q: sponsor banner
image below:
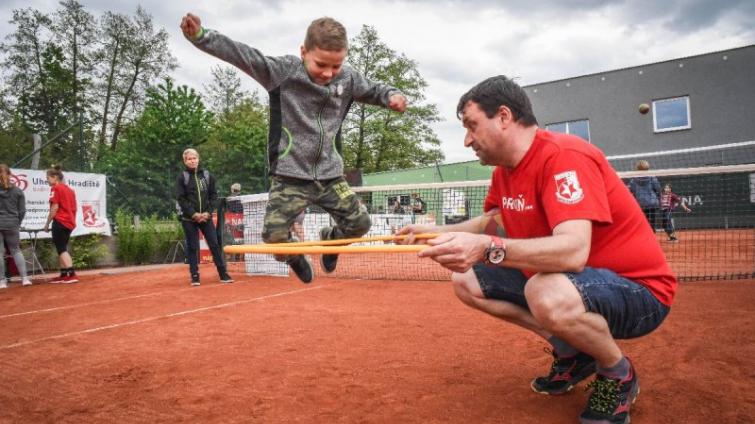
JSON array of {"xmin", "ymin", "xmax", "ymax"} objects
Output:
[{"xmin": 10, "ymin": 168, "xmax": 111, "ymax": 239}]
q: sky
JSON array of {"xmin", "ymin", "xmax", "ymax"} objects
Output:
[{"xmin": 1, "ymin": 0, "xmax": 754, "ymax": 163}]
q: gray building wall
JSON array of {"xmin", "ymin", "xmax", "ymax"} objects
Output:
[{"xmin": 525, "ymin": 45, "xmax": 755, "ymax": 156}]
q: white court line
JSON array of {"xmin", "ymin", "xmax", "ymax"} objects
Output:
[
  {"xmin": 0, "ymin": 281, "xmax": 252, "ymax": 320},
  {"xmin": 0, "ymin": 285, "xmax": 324, "ymax": 350}
]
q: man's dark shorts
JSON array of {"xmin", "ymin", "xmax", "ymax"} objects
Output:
[{"xmin": 472, "ymin": 265, "xmax": 670, "ymax": 339}]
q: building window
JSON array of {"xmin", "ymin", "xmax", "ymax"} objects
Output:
[
  {"xmin": 653, "ymin": 96, "xmax": 691, "ymax": 132},
  {"xmin": 545, "ymin": 119, "xmax": 590, "ymax": 142}
]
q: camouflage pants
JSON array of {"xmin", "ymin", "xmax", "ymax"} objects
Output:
[{"xmin": 262, "ymin": 176, "xmax": 371, "ymax": 261}]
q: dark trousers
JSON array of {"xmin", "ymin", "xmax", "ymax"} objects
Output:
[
  {"xmin": 181, "ymin": 219, "xmax": 226, "ymax": 276},
  {"xmin": 641, "ymin": 207, "xmax": 658, "ymax": 230},
  {"xmin": 661, "ymin": 209, "xmax": 675, "ymax": 236}
]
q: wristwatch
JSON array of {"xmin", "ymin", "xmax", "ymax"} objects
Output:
[{"xmin": 485, "ymin": 236, "xmax": 507, "ymax": 264}]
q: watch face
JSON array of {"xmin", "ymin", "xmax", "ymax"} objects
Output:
[{"xmin": 488, "ymin": 248, "xmax": 505, "ymax": 264}]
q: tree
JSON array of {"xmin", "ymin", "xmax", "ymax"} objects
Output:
[
  {"xmin": 100, "ymin": 6, "xmax": 177, "ymax": 152},
  {"xmin": 0, "ymin": 8, "xmax": 79, "ymax": 167},
  {"xmin": 203, "ymin": 65, "xmax": 254, "ymax": 115},
  {"xmin": 1, "ymin": 3, "xmax": 177, "ymax": 170},
  {"xmin": 203, "ymin": 99, "xmax": 269, "ymax": 196},
  {"xmin": 93, "ymin": 11, "xmax": 130, "ymax": 154},
  {"xmin": 342, "ymin": 26, "xmax": 444, "ymax": 174},
  {"xmin": 98, "ymin": 78, "xmax": 213, "ymax": 217},
  {"xmin": 51, "ymin": 0, "xmax": 96, "ymax": 116}
]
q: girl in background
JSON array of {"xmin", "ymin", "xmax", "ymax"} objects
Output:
[
  {"xmin": 43, "ymin": 165, "xmax": 78, "ymax": 283},
  {"xmin": 660, "ymin": 183, "xmax": 692, "ymax": 242},
  {"xmin": 0, "ymin": 164, "xmax": 31, "ymax": 288}
]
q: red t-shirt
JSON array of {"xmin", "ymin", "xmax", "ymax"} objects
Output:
[
  {"xmin": 50, "ymin": 183, "xmax": 77, "ymax": 230},
  {"xmin": 483, "ymin": 129, "xmax": 677, "ymax": 306}
]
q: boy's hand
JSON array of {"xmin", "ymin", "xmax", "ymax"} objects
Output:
[
  {"xmin": 388, "ymin": 94, "xmax": 407, "ymax": 112},
  {"xmin": 180, "ymin": 13, "xmax": 203, "ymax": 40}
]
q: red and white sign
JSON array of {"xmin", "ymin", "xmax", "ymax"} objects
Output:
[{"xmin": 10, "ymin": 168, "xmax": 111, "ymax": 239}]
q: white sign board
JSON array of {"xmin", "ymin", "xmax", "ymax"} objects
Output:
[{"xmin": 10, "ymin": 168, "xmax": 111, "ymax": 239}]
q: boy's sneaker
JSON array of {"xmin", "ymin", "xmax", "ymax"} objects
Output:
[
  {"xmin": 219, "ymin": 272, "xmax": 234, "ymax": 284},
  {"xmin": 319, "ymin": 227, "xmax": 338, "ymax": 273},
  {"xmin": 669, "ymin": 236, "xmax": 678, "ymax": 242},
  {"xmin": 191, "ymin": 274, "xmax": 200, "ymax": 287},
  {"xmin": 0, "ymin": 279, "xmax": 7, "ymax": 289},
  {"xmin": 531, "ymin": 350, "xmax": 597, "ymax": 395},
  {"xmin": 579, "ymin": 360, "xmax": 640, "ymax": 424},
  {"xmin": 61, "ymin": 274, "xmax": 79, "ymax": 284},
  {"xmin": 21, "ymin": 279, "xmax": 33, "ymax": 286},
  {"xmin": 287, "ymin": 254, "xmax": 314, "ymax": 284}
]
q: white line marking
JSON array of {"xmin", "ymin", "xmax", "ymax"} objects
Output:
[
  {"xmin": 0, "ymin": 281, "xmax": 252, "ymax": 320},
  {"xmin": 0, "ymin": 285, "xmax": 323, "ymax": 350}
]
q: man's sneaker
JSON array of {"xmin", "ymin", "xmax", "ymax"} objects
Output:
[
  {"xmin": 579, "ymin": 360, "xmax": 640, "ymax": 424},
  {"xmin": 531, "ymin": 350, "xmax": 597, "ymax": 395},
  {"xmin": 191, "ymin": 274, "xmax": 200, "ymax": 287},
  {"xmin": 61, "ymin": 274, "xmax": 79, "ymax": 284},
  {"xmin": 288, "ymin": 255, "xmax": 314, "ymax": 284},
  {"xmin": 219, "ymin": 272, "xmax": 234, "ymax": 284},
  {"xmin": 319, "ymin": 227, "xmax": 338, "ymax": 273},
  {"xmin": 21, "ymin": 279, "xmax": 33, "ymax": 286},
  {"xmin": 0, "ymin": 279, "xmax": 7, "ymax": 289}
]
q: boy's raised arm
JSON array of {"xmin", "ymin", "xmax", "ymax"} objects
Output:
[{"xmin": 179, "ymin": 13, "xmax": 295, "ymax": 90}]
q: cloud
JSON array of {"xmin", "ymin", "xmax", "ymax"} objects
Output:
[{"xmin": 1, "ymin": 0, "xmax": 753, "ymax": 163}]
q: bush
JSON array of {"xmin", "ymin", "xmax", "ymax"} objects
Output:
[
  {"xmin": 69, "ymin": 234, "xmax": 108, "ymax": 269},
  {"xmin": 115, "ymin": 210, "xmax": 184, "ymax": 265},
  {"xmin": 21, "ymin": 233, "xmax": 107, "ymax": 271}
]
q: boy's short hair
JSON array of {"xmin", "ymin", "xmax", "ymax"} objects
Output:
[{"xmin": 304, "ymin": 17, "xmax": 347, "ymax": 51}]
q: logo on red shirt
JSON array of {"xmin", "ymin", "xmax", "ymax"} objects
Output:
[{"xmin": 554, "ymin": 170, "xmax": 584, "ymax": 204}]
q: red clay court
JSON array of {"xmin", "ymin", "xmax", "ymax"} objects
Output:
[{"xmin": 0, "ymin": 263, "xmax": 753, "ymax": 423}]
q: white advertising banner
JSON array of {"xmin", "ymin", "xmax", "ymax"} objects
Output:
[{"xmin": 10, "ymin": 168, "xmax": 111, "ymax": 239}]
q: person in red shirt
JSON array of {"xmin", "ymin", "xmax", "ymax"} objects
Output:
[
  {"xmin": 43, "ymin": 165, "xmax": 78, "ymax": 283},
  {"xmin": 401, "ymin": 76, "xmax": 677, "ymax": 424}
]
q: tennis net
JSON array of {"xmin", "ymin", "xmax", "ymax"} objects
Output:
[{"xmin": 224, "ymin": 163, "xmax": 755, "ymax": 282}]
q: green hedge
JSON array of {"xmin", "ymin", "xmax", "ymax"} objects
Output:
[
  {"xmin": 25, "ymin": 233, "xmax": 108, "ymax": 271},
  {"xmin": 115, "ymin": 210, "xmax": 183, "ymax": 265}
]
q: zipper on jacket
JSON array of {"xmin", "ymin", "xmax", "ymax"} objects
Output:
[
  {"xmin": 312, "ymin": 95, "xmax": 329, "ymax": 182},
  {"xmin": 194, "ymin": 170, "xmax": 203, "ymax": 213}
]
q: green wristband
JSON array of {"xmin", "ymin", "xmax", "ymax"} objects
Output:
[{"xmin": 193, "ymin": 27, "xmax": 205, "ymax": 41}]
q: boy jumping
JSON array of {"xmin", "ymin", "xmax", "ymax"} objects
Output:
[{"xmin": 181, "ymin": 14, "xmax": 407, "ymax": 283}]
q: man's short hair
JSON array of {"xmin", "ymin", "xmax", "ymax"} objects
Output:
[
  {"xmin": 456, "ymin": 75, "xmax": 538, "ymax": 126},
  {"xmin": 304, "ymin": 17, "xmax": 348, "ymax": 51}
]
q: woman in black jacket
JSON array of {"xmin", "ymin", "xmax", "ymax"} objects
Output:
[
  {"xmin": 176, "ymin": 149, "xmax": 233, "ymax": 286},
  {"xmin": 0, "ymin": 164, "xmax": 31, "ymax": 288}
]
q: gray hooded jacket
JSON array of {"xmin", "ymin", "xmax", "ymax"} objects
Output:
[
  {"xmin": 629, "ymin": 176, "xmax": 661, "ymax": 208},
  {"xmin": 0, "ymin": 186, "xmax": 25, "ymax": 230},
  {"xmin": 192, "ymin": 29, "xmax": 401, "ymax": 181}
]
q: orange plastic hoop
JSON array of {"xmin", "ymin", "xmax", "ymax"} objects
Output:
[{"xmin": 223, "ymin": 233, "xmax": 438, "ymax": 255}]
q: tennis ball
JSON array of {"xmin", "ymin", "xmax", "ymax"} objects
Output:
[{"xmin": 639, "ymin": 103, "xmax": 650, "ymax": 114}]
